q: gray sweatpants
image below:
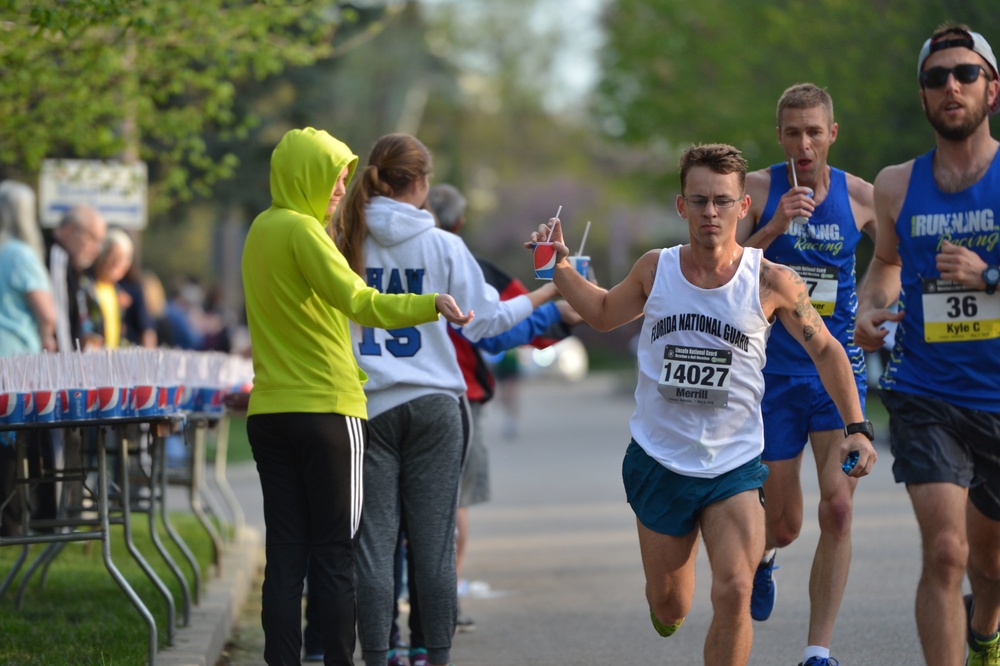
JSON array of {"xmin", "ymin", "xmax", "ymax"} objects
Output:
[{"xmin": 356, "ymin": 393, "xmax": 464, "ymax": 666}]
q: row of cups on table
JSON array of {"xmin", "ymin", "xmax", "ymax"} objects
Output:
[{"xmin": 0, "ymin": 384, "xmax": 234, "ymax": 425}]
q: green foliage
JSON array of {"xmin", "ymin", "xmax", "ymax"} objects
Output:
[
  {"xmin": 0, "ymin": 0, "xmax": 348, "ymax": 211},
  {"xmin": 595, "ymin": 0, "xmax": 1000, "ymax": 186}
]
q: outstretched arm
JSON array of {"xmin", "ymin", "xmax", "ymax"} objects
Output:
[
  {"xmin": 527, "ymin": 218, "xmax": 653, "ymax": 332},
  {"xmin": 763, "ymin": 260, "xmax": 877, "ymax": 478},
  {"xmin": 435, "ymin": 294, "xmax": 474, "ymax": 326}
]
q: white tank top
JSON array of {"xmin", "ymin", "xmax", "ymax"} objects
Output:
[{"xmin": 629, "ymin": 245, "xmax": 770, "ymax": 478}]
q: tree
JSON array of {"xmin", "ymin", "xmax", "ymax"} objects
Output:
[
  {"xmin": 594, "ymin": 0, "xmax": 1000, "ymax": 186},
  {"xmin": 0, "ymin": 0, "xmax": 380, "ymax": 210}
]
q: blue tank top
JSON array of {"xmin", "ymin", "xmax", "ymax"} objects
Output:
[
  {"xmin": 756, "ymin": 163, "xmax": 865, "ymax": 378},
  {"xmin": 882, "ymin": 148, "xmax": 1000, "ymax": 412}
]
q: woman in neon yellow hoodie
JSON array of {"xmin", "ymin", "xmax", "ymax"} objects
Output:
[{"xmin": 241, "ymin": 128, "xmax": 472, "ymax": 666}]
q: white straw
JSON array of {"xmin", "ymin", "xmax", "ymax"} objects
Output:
[
  {"xmin": 789, "ymin": 159, "xmax": 799, "ymax": 188},
  {"xmin": 577, "ymin": 220, "xmax": 591, "ymax": 256},
  {"xmin": 546, "ymin": 205, "xmax": 562, "ymax": 241}
]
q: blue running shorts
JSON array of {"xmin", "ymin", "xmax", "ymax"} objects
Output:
[
  {"xmin": 622, "ymin": 439, "xmax": 769, "ymax": 537},
  {"xmin": 761, "ymin": 372, "xmax": 867, "ymax": 462}
]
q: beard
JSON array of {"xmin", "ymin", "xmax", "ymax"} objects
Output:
[{"xmin": 925, "ymin": 88, "xmax": 991, "ymax": 141}]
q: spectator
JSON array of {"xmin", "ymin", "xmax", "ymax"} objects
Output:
[
  {"xmin": 0, "ymin": 181, "xmax": 56, "ymax": 355},
  {"xmin": 120, "ymin": 262, "xmax": 157, "ymax": 348},
  {"xmin": 47, "ymin": 204, "xmax": 106, "ymax": 351},
  {"xmin": 339, "ymin": 133, "xmax": 550, "ymax": 666},
  {"xmin": 0, "ymin": 181, "xmax": 57, "ymax": 536},
  {"xmin": 159, "ymin": 281, "xmax": 203, "ymax": 350},
  {"xmin": 0, "ymin": 179, "xmax": 46, "ymax": 262},
  {"xmin": 90, "ymin": 228, "xmax": 135, "ymax": 349},
  {"xmin": 241, "ymin": 127, "xmax": 471, "ymax": 666},
  {"xmin": 199, "ymin": 284, "xmax": 233, "ymax": 352}
]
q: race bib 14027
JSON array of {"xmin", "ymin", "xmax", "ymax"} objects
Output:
[{"xmin": 657, "ymin": 345, "xmax": 732, "ymax": 408}]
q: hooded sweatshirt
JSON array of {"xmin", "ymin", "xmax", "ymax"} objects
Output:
[
  {"xmin": 353, "ymin": 196, "xmax": 532, "ymax": 418},
  {"xmin": 242, "ymin": 128, "xmax": 440, "ymax": 419}
]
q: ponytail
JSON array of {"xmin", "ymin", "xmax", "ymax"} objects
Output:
[{"xmin": 336, "ymin": 133, "xmax": 433, "ymax": 277}]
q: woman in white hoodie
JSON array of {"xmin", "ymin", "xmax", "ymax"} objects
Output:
[{"xmin": 337, "ymin": 133, "xmax": 550, "ymax": 666}]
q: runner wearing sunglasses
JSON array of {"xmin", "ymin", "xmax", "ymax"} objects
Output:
[{"xmin": 856, "ymin": 22, "xmax": 1000, "ymax": 666}]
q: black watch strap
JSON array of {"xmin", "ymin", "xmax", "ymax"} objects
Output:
[
  {"xmin": 983, "ymin": 265, "xmax": 1000, "ymax": 295},
  {"xmin": 844, "ymin": 420, "xmax": 874, "ymax": 441}
]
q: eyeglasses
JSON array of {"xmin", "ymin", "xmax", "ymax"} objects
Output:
[
  {"xmin": 919, "ymin": 64, "xmax": 991, "ymax": 89},
  {"xmin": 682, "ymin": 196, "xmax": 738, "ymax": 209}
]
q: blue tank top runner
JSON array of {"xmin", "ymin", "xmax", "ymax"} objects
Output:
[
  {"xmin": 883, "ymin": 148, "xmax": 1000, "ymax": 412},
  {"xmin": 756, "ymin": 163, "xmax": 865, "ymax": 379}
]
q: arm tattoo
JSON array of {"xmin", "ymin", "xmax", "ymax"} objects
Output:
[
  {"xmin": 758, "ymin": 263, "xmax": 773, "ymax": 302},
  {"xmin": 760, "ymin": 263, "xmax": 822, "ymax": 341},
  {"xmin": 790, "ymin": 272, "xmax": 823, "ymax": 341}
]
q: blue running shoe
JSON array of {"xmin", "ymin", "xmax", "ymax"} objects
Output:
[
  {"xmin": 799, "ymin": 658, "xmax": 839, "ymax": 666},
  {"xmin": 750, "ymin": 553, "xmax": 778, "ymax": 621}
]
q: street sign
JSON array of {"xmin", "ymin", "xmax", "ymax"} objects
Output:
[{"xmin": 38, "ymin": 159, "xmax": 148, "ymax": 229}]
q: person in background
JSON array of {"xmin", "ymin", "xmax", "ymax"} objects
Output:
[
  {"xmin": 47, "ymin": 204, "xmax": 106, "ymax": 351},
  {"xmin": 90, "ymin": 228, "xmax": 135, "ymax": 349},
  {"xmin": 0, "ymin": 181, "xmax": 57, "ymax": 537},
  {"xmin": 856, "ymin": 22, "xmax": 1000, "ymax": 666},
  {"xmin": 0, "ymin": 181, "xmax": 56, "ymax": 355},
  {"xmin": 42, "ymin": 204, "xmax": 106, "ymax": 526},
  {"xmin": 119, "ymin": 262, "xmax": 157, "ymax": 348},
  {"xmin": 736, "ymin": 83, "xmax": 877, "ymax": 666},
  {"xmin": 159, "ymin": 281, "xmax": 204, "ymax": 350},
  {"xmin": 0, "ymin": 179, "xmax": 46, "ymax": 263},
  {"xmin": 242, "ymin": 127, "xmax": 472, "ymax": 666},
  {"xmin": 338, "ymin": 133, "xmax": 552, "ymax": 666},
  {"xmin": 427, "ymin": 182, "xmax": 579, "ymax": 633},
  {"xmin": 200, "ymin": 284, "xmax": 234, "ymax": 352}
]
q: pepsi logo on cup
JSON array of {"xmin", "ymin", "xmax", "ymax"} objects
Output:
[
  {"xmin": 98, "ymin": 386, "xmax": 125, "ymax": 417},
  {"xmin": 132, "ymin": 385, "xmax": 166, "ymax": 416},
  {"xmin": 34, "ymin": 390, "xmax": 60, "ymax": 422},
  {"xmin": 0, "ymin": 392, "xmax": 32, "ymax": 425},
  {"xmin": 61, "ymin": 388, "xmax": 97, "ymax": 421},
  {"xmin": 533, "ymin": 242, "xmax": 557, "ymax": 280}
]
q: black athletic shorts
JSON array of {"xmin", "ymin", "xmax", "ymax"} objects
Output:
[{"xmin": 882, "ymin": 390, "xmax": 1000, "ymax": 520}]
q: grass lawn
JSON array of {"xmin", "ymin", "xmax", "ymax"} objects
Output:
[{"xmin": 0, "ymin": 507, "xmax": 215, "ymax": 664}]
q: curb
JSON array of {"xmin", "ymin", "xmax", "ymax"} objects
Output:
[{"xmin": 155, "ymin": 527, "xmax": 263, "ymax": 666}]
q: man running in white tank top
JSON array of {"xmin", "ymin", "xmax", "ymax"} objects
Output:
[{"xmin": 528, "ymin": 143, "xmax": 877, "ymax": 666}]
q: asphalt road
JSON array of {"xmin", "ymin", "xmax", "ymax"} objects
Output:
[{"xmin": 222, "ymin": 371, "xmax": 927, "ymax": 665}]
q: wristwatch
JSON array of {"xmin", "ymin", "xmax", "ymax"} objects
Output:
[
  {"xmin": 844, "ymin": 420, "xmax": 874, "ymax": 441},
  {"xmin": 983, "ymin": 265, "xmax": 1000, "ymax": 295}
]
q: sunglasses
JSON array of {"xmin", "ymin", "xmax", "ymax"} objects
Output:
[{"xmin": 919, "ymin": 64, "xmax": 990, "ymax": 89}]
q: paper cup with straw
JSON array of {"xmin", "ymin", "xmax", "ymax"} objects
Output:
[
  {"xmin": 569, "ymin": 220, "xmax": 592, "ymax": 278},
  {"xmin": 533, "ymin": 205, "xmax": 562, "ymax": 280}
]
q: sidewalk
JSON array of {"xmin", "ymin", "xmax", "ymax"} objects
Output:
[{"xmin": 154, "ymin": 503, "xmax": 263, "ymax": 665}]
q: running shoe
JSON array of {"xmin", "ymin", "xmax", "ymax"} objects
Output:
[
  {"xmin": 456, "ymin": 601, "xmax": 476, "ymax": 633},
  {"xmin": 750, "ymin": 553, "xmax": 779, "ymax": 621},
  {"xmin": 387, "ymin": 649, "xmax": 407, "ymax": 666},
  {"xmin": 798, "ymin": 658, "xmax": 839, "ymax": 666},
  {"xmin": 966, "ymin": 593, "xmax": 1000, "ymax": 666},
  {"xmin": 409, "ymin": 647, "xmax": 430, "ymax": 666}
]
